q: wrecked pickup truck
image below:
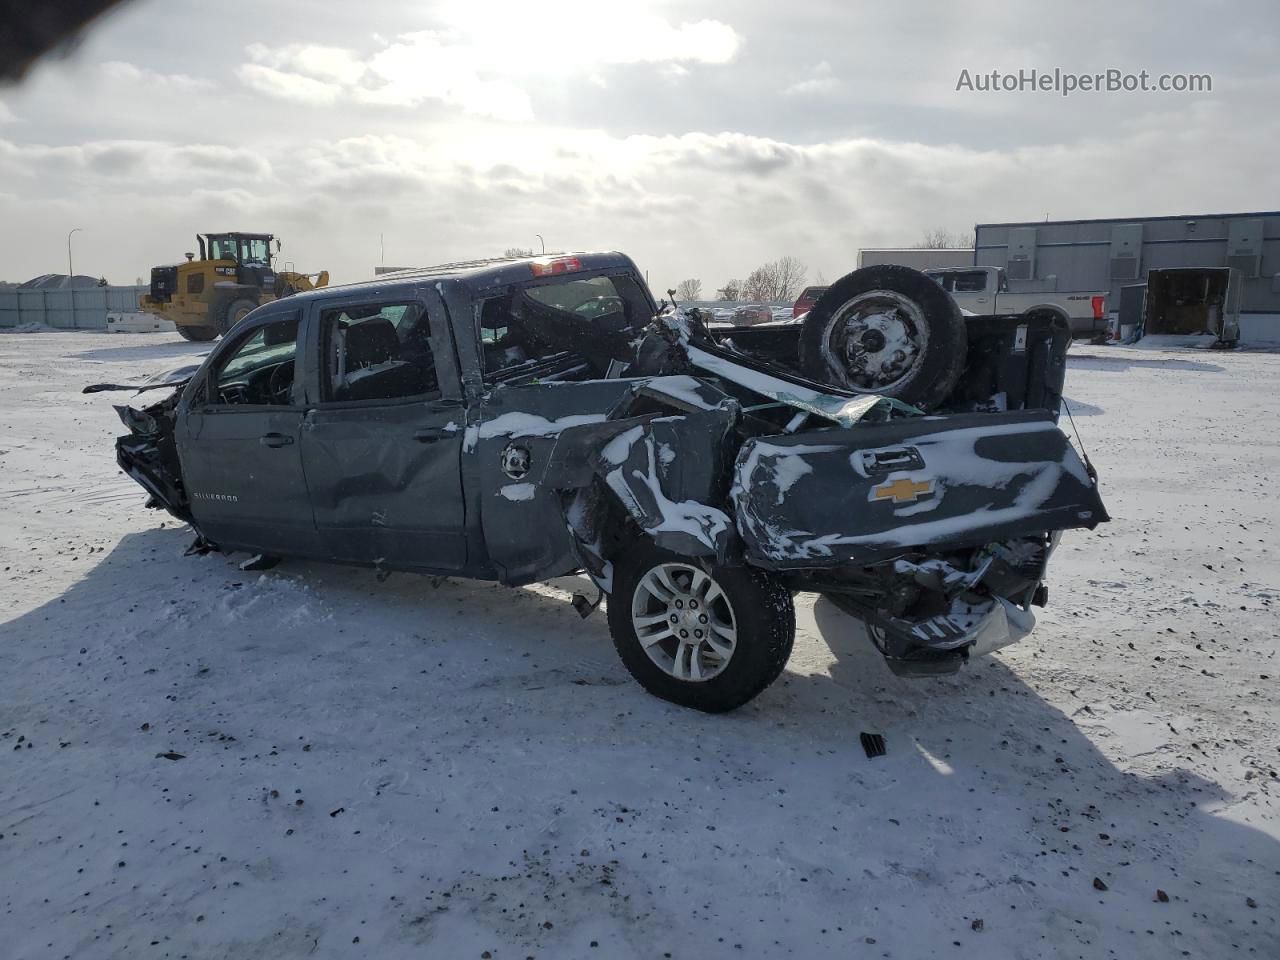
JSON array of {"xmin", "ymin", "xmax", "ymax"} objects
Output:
[{"xmin": 93, "ymin": 252, "xmax": 1107, "ymax": 712}]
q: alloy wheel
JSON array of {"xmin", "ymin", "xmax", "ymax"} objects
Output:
[{"xmin": 630, "ymin": 562, "xmax": 738, "ymax": 682}]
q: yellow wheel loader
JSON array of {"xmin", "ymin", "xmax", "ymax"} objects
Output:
[{"xmin": 139, "ymin": 232, "xmax": 329, "ymax": 341}]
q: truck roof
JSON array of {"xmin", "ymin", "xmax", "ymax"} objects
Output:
[{"xmin": 287, "ymin": 251, "xmax": 642, "ymax": 305}]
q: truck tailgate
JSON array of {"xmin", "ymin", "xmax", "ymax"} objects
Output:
[{"xmin": 731, "ymin": 410, "xmax": 1106, "ymax": 568}]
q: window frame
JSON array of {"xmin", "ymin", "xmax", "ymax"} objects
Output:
[
  {"xmin": 209, "ymin": 237, "xmax": 239, "ymax": 262},
  {"xmin": 199, "ymin": 311, "xmax": 303, "ymax": 411},
  {"xmin": 315, "ymin": 298, "xmax": 445, "ymax": 408},
  {"xmin": 951, "ymin": 270, "xmax": 990, "ymax": 293},
  {"xmin": 240, "ymin": 237, "xmax": 270, "ymax": 265}
]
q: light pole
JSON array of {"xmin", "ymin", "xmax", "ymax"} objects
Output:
[
  {"xmin": 535, "ymin": 234, "xmax": 545, "ymax": 255},
  {"xmin": 67, "ymin": 227, "xmax": 83, "ymax": 280}
]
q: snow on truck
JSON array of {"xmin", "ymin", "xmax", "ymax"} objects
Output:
[
  {"xmin": 926, "ymin": 265, "xmax": 1108, "ymax": 337},
  {"xmin": 89, "ymin": 253, "xmax": 1108, "ymax": 713}
]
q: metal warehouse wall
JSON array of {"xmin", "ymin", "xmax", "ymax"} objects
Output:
[
  {"xmin": 857, "ymin": 248, "xmax": 975, "ymax": 270},
  {"xmin": 0, "ymin": 285, "xmax": 146, "ymax": 330},
  {"xmin": 974, "ymin": 212, "xmax": 1280, "ymax": 313}
]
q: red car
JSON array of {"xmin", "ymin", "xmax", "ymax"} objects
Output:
[
  {"xmin": 730, "ymin": 304, "xmax": 773, "ymax": 326},
  {"xmin": 792, "ymin": 285, "xmax": 829, "ymax": 318}
]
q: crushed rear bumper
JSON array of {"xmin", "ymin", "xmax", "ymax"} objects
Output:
[{"xmin": 827, "ymin": 589, "xmax": 1039, "ymax": 677}]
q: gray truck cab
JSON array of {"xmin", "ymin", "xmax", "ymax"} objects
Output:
[{"xmin": 162, "ymin": 252, "xmax": 656, "ymax": 582}]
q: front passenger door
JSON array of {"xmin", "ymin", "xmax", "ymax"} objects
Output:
[{"xmin": 179, "ymin": 312, "xmax": 322, "ymax": 556}]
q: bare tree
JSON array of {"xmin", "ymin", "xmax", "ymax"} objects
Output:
[
  {"xmin": 716, "ymin": 279, "xmax": 742, "ymax": 301},
  {"xmin": 913, "ymin": 228, "xmax": 970, "ymax": 249},
  {"xmin": 503, "ymin": 246, "xmax": 534, "ymax": 258},
  {"xmin": 774, "ymin": 256, "xmax": 808, "ymax": 300},
  {"xmin": 674, "ymin": 278, "xmax": 703, "ymax": 301},
  {"xmin": 740, "ymin": 265, "xmax": 775, "ymax": 302},
  {"xmin": 741, "ymin": 256, "xmax": 808, "ymax": 302}
]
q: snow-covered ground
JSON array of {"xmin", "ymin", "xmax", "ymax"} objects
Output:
[{"xmin": 1, "ymin": 331, "xmax": 1276, "ymax": 960}]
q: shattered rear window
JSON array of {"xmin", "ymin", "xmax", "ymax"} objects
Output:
[
  {"xmin": 524, "ymin": 276, "xmax": 626, "ymax": 318},
  {"xmin": 478, "ymin": 273, "xmax": 647, "ymax": 382}
]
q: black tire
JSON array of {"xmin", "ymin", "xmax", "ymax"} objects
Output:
[
  {"xmin": 799, "ymin": 264, "xmax": 966, "ymax": 410},
  {"xmin": 607, "ymin": 541, "xmax": 795, "ymax": 713},
  {"xmin": 217, "ymin": 297, "xmax": 260, "ymax": 335},
  {"xmin": 176, "ymin": 324, "xmax": 219, "ymax": 342}
]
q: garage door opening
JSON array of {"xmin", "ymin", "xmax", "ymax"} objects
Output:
[{"xmin": 1144, "ymin": 267, "xmax": 1240, "ymax": 345}]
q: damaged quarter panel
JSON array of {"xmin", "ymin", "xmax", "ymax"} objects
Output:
[
  {"xmin": 475, "ymin": 376, "xmax": 744, "ymax": 584},
  {"xmin": 593, "ymin": 410, "xmax": 738, "ymax": 561},
  {"xmin": 475, "ymin": 379, "xmax": 636, "ymax": 584},
  {"xmin": 733, "ymin": 410, "xmax": 1108, "ymax": 568}
]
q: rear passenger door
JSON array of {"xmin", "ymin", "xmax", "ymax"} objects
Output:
[{"xmin": 298, "ymin": 293, "xmax": 467, "ymax": 571}]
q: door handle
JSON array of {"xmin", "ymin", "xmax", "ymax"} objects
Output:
[
  {"xmin": 859, "ymin": 446, "xmax": 924, "ymax": 476},
  {"xmin": 260, "ymin": 433, "xmax": 294, "ymax": 448},
  {"xmin": 414, "ymin": 428, "xmax": 447, "ymax": 444}
]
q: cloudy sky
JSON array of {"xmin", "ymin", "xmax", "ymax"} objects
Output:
[{"xmin": 1, "ymin": 0, "xmax": 1276, "ymax": 291}]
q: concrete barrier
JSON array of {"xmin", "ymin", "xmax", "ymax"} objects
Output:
[{"xmin": 0, "ymin": 285, "xmax": 147, "ymax": 330}]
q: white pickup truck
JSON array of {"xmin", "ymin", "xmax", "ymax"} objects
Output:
[{"xmin": 925, "ymin": 266, "xmax": 1107, "ymax": 337}]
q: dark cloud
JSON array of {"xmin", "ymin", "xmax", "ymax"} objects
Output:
[{"xmin": 85, "ymin": 143, "xmax": 147, "ymax": 175}]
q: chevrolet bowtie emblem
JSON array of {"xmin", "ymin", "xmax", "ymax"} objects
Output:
[{"xmin": 871, "ymin": 477, "xmax": 934, "ymax": 504}]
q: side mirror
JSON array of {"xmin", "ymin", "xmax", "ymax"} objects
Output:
[{"xmin": 275, "ymin": 239, "xmax": 282, "ymax": 253}]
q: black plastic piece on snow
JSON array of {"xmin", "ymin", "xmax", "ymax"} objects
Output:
[{"xmin": 572, "ymin": 588, "xmax": 604, "ymax": 619}]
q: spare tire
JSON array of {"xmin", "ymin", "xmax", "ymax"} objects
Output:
[{"xmin": 799, "ymin": 265, "xmax": 966, "ymax": 410}]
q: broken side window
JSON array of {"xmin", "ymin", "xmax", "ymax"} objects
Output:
[
  {"xmin": 211, "ymin": 315, "xmax": 299, "ymax": 406},
  {"xmin": 321, "ymin": 301, "xmax": 440, "ymax": 403}
]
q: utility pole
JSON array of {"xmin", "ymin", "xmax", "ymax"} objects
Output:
[
  {"xmin": 67, "ymin": 227, "xmax": 83, "ymax": 280},
  {"xmin": 535, "ymin": 234, "xmax": 545, "ymax": 255}
]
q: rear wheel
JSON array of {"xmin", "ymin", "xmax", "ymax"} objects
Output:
[
  {"xmin": 800, "ymin": 265, "xmax": 966, "ymax": 410},
  {"xmin": 217, "ymin": 297, "xmax": 259, "ymax": 335},
  {"xmin": 176, "ymin": 324, "xmax": 218, "ymax": 342},
  {"xmin": 607, "ymin": 542, "xmax": 795, "ymax": 713}
]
